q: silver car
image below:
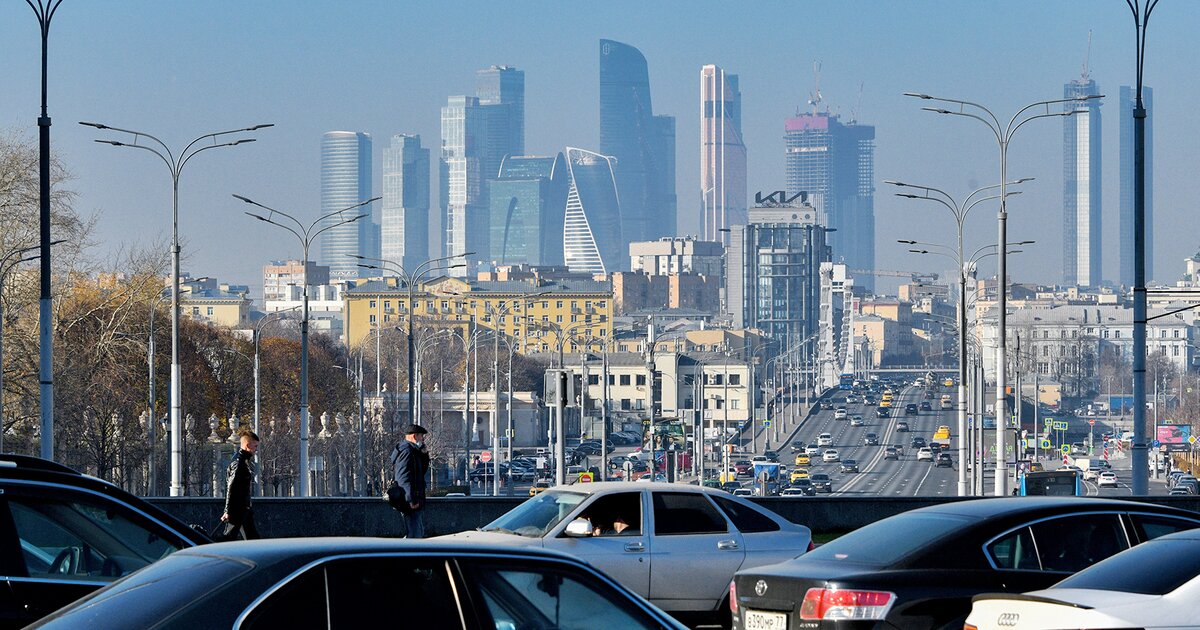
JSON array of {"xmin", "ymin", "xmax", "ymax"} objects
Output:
[{"xmin": 441, "ymin": 482, "xmax": 812, "ymax": 624}]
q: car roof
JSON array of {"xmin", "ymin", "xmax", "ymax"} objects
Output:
[
  {"xmin": 175, "ymin": 537, "xmax": 595, "ymax": 566},
  {"xmin": 912, "ymin": 496, "xmax": 1199, "ymax": 520},
  {"xmin": 546, "ymin": 481, "xmax": 722, "ymax": 495}
]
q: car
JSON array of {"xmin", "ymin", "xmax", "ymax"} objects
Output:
[
  {"xmin": 1097, "ymin": 471, "xmax": 1118, "ymax": 487},
  {"xmin": 721, "ymin": 481, "xmax": 741, "ymax": 493},
  {"xmin": 808, "ymin": 473, "xmax": 832, "ymax": 493},
  {"xmin": 844, "ymin": 395, "xmax": 857, "ymax": 404},
  {"xmin": 863, "ymin": 432, "xmax": 880, "ymax": 446},
  {"xmin": 821, "ymin": 449, "xmax": 839, "ymax": 463},
  {"xmin": 529, "ymin": 480, "xmax": 553, "ymax": 495},
  {"xmin": 917, "ymin": 447, "xmax": 935, "ymax": 461},
  {"xmin": 840, "ymin": 459, "xmax": 859, "ymax": 473},
  {"xmin": 966, "ymin": 529, "xmax": 1200, "ymax": 629},
  {"xmin": 883, "ymin": 446, "xmax": 899, "ymax": 460},
  {"xmin": 732, "ymin": 488, "xmax": 754, "ymax": 497},
  {"xmin": 863, "ymin": 396, "xmax": 876, "ymax": 405},
  {"xmin": 790, "ymin": 468, "xmax": 810, "ymax": 482},
  {"xmin": 443, "ymin": 482, "xmax": 812, "ymax": 624},
  {"xmin": 833, "ymin": 408, "xmax": 848, "ymax": 420},
  {"xmin": 36, "ymin": 538, "xmax": 690, "ymax": 630},
  {"xmin": 904, "ymin": 403, "xmax": 919, "ymax": 415},
  {"xmin": 876, "ymin": 406, "xmax": 891, "ymax": 418},
  {"xmin": 779, "ymin": 486, "xmax": 811, "ymax": 497},
  {"xmin": 895, "ymin": 420, "xmax": 909, "ymax": 432},
  {"xmin": 920, "ymin": 401, "xmax": 933, "ymax": 411},
  {"xmin": 1169, "ymin": 487, "xmax": 1192, "ymax": 496},
  {"xmin": 850, "ymin": 415, "xmax": 865, "ymax": 427},
  {"xmin": 731, "ymin": 498, "xmax": 1200, "ymax": 630},
  {"xmin": 0, "ymin": 455, "xmax": 213, "ymax": 627},
  {"xmin": 1174, "ymin": 476, "xmax": 1199, "ymax": 494},
  {"xmin": 892, "ymin": 444, "xmax": 905, "ymax": 457},
  {"xmin": 804, "ymin": 444, "xmax": 820, "ymax": 456},
  {"xmin": 910, "ymin": 436, "xmax": 927, "ymax": 449},
  {"xmin": 935, "ymin": 453, "xmax": 953, "ymax": 468},
  {"xmin": 793, "ymin": 453, "xmax": 811, "ymax": 466},
  {"xmin": 816, "ymin": 433, "xmax": 833, "ymax": 447}
]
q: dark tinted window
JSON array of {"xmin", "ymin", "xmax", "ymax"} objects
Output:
[
  {"xmin": 241, "ymin": 563, "xmax": 327, "ymax": 629},
  {"xmin": 805, "ymin": 513, "xmax": 971, "ymax": 566},
  {"xmin": 1128, "ymin": 514, "xmax": 1200, "ymax": 543},
  {"xmin": 987, "ymin": 526, "xmax": 1039, "ymax": 570},
  {"xmin": 711, "ymin": 496, "xmax": 780, "ymax": 533},
  {"xmin": 325, "ymin": 557, "xmax": 461, "ymax": 627},
  {"xmin": 1055, "ymin": 538, "xmax": 1200, "ymax": 595},
  {"xmin": 652, "ymin": 493, "xmax": 727, "ymax": 535},
  {"xmin": 1030, "ymin": 514, "xmax": 1128, "ymax": 573}
]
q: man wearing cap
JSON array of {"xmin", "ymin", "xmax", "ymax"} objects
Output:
[{"xmin": 392, "ymin": 424, "xmax": 431, "ymax": 538}]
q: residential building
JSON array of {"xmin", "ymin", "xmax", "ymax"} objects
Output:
[
  {"xmin": 600, "ymin": 39, "xmax": 677, "ymax": 249},
  {"xmin": 1119, "ymin": 85, "xmax": 1153, "ymax": 286},
  {"xmin": 182, "ymin": 288, "xmax": 252, "ymax": 329},
  {"xmin": 784, "ymin": 111, "xmax": 875, "ymax": 291},
  {"xmin": 263, "ymin": 260, "xmax": 330, "ymax": 302},
  {"xmin": 611, "ymin": 272, "xmax": 720, "ymax": 315},
  {"xmin": 563, "ymin": 147, "xmax": 622, "ymax": 274},
  {"xmin": 381, "ymin": 134, "xmax": 430, "ymax": 273},
  {"xmin": 488, "ymin": 154, "xmax": 568, "ymax": 267},
  {"xmin": 263, "ymin": 283, "xmax": 345, "ymax": 340},
  {"xmin": 700, "ymin": 64, "xmax": 747, "ymax": 243},
  {"xmin": 320, "ymin": 131, "xmax": 374, "ymax": 279},
  {"xmin": 853, "ymin": 314, "xmax": 913, "ymax": 368},
  {"xmin": 1063, "ymin": 73, "xmax": 1103, "ymax": 287},
  {"xmin": 629, "ymin": 236, "xmax": 724, "ymax": 281}
]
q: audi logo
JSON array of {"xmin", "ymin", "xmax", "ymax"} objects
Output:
[
  {"xmin": 754, "ymin": 580, "xmax": 768, "ymax": 596},
  {"xmin": 996, "ymin": 612, "xmax": 1020, "ymax": 627}
]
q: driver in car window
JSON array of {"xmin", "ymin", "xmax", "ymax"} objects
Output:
[{"xmin": 594, "ymin": 514, "xmax": 638, "ymax": 537}]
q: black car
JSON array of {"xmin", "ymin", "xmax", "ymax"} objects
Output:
[
  {"xmin": 809, "ymin": 473, "xmax": 833, "ymax": 493},
  {"xmin": 840, "ymin": 459, "xmax": 859, "ymax": 473},
  {"xmin": 875, "ymin": 406, "xmax": 891, "ymax": 418},
  {"xmin": 730, "ymin": 498, "xmax": 1200, "ymax": 630},
  {"xmin": 920, "ymin": 401, "xmax": 933, "ymax": 411},
  {"xmin": 34, "ymin": 539, "xmax": 688, "ymax": 630},
  {"xmin": 935, "ymin": 453, "xmax": 953, "ymax": 468},
  {"xmin": 790, "ymin": 441, "xmax": 807, "ymax": 453},
  {"xmin": 910, "ymin": 436, "xmax": 927, "ymax": 449},
  {"xmin": 783, "ymin": 479, "xmax": 816, "ymax": 496},
  {"xmin": 904, "ymin": 403, "xmax": 919, "ymax": 416},
  {"xmin": 0, "ymin": 455, "xmax": 211, "ymax": 628},
  {"xmin": 895, "ymin": 421, "xmax": 909, "ymax": 432},
  {"xmin": 863, "ymin": 432, "xmax": 880, "ymax": 446}
]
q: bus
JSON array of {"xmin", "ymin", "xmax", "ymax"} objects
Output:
[
  {"xmin": 839, "ymin": 373, "xmax": 854, "ymax": 390},
  {"xmin": 1020, "ymin": 469, "xmax": 1081, "ymax": 496}
]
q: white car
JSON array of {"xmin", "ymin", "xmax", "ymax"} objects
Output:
[
  {"xmin": 732, "ymin": 488, "xmax": 754, "ymax": 497},
  {"xmin": 804, "ymin": 444, "xmax": 820, "ymax": 456},
  {"xmin": 816, "ymin": 433, "xmax": 833, "ymax": 447},
  {"xmin": 850, "ymin": 415, "xmax": 865, "ymax": 427},
  {"xmin": 1097, "ymin": 471, "xmax": 1118, "ymax": 487},
  {"xmin": 833, "ymin": 408, "xmax": 848, "ymax": 420},
  {"xmin": 966, "ymin": 529, "xmax": 1200, "ymax": 629},
  {"xmin": 821, "ymin": 449, "xmax": 839, "ymax": 463},
  {"xmin": 916, "ymin": 447, "xmax": 934, "ymax": 462}
]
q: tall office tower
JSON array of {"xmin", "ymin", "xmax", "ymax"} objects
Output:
[
  {"xmin": 1120, "ymin": 85, "xmax": 1153, "ymax": 286},
  {"xmin": 477, "ymin": 65, "xmax": 525, "ymax": 156},
  {"xmin": 1063, "ymin": 74, "xmax": 1103, "ymax": 287},
  {"xmin": 320, "ymin": 131, "xmax": 373, "ymax": 279},
  {"xmin": 784, "ymin": 112, "xmax": 875, "ymax": 291},
  {"xmin": 441, "ymin": 96, "xmax": 489, "ymax": 273},
  {"xmin": 563, "ymin": 147, "xmax": 622, "ymax": 274},
  {"xmin": 489, "ymin": 153, "xmax": 568, "ymax": 266},
  {"xmin": 726, "ymin": 203, "xmax": 830, "ymax": 344},
  {"xmin": 382, "ymin": 134, "xmax": 430, "ymax": 273},
  {"xmin": 700, "ymin": 64, "xmax": 747, "ymax": 243},
  {"xmin": 599, "ymin": 39, "xmax": 677, "ymax": 257}
]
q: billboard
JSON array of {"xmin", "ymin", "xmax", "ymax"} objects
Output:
[{"xmin": 1156, "ymin": 424, "xmax": 1192, "ymax": 444}]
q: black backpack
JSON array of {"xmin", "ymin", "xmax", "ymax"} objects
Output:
[{"xmin": 384, "ymin": 444, "xmax": 411, "ymax": 513}]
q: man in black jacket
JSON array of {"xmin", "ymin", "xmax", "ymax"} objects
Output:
[
  {"xmin": 218, "ymin": 430, "xmax": 260, "ymax": 541},
  {"xmin": 393, "ymin": 424, "xmax": 430, "ymax": 538}
]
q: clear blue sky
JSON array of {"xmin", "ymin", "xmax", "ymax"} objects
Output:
[{"xmin": 2, "ymin": 1, "xmax": 1196, "ymax": 296}]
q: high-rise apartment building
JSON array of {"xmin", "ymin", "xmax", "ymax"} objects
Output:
[
  {"xmin": 563, "ymin": 147, "xmax": 622, "ymax": 274},
  {"xmin": 783, "ymin": 112, "xmax": 875, "ymax": 291},
  {"xmin": 381, "ymin": 134, "xmax": 430, "ymax": 273},
  {"xmin": 1064, "ymin": 75, "xmax": 1103, "ymax": 287},
  {"xmin": 489, "ymin": 154, "xmax": 568, "ymax": 267},
  {"xmin": 700, "ymin": 64, "xmax": 747, "ymax": 243},
  {"xmin": 320, "ymin": 131, "xmax": 374, "ymax": 279},
  {"xmin": 629, "ymin": 236, "xmax": 724, "ymax": 281},
  {"xmin": 1120, "ymin": 85, "xmax": 1153, "ymax": 286},
  {"xmin": 600, "ymin": 39, "xmax": 677, "ymax": 254},
  {"xmin": 263, "ymin": 260, "xmax": 331, "ymax": 302}
]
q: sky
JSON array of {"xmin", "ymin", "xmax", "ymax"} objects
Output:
[{"xmin": 1, "ymin": 1, "xmax": 1196, "ymax": 299}]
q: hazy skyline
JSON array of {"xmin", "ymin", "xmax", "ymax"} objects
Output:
[{"xmin": 2, "ymin": 1, "xmax": 1197, "ymax": 297}]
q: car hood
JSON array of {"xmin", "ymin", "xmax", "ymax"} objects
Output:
[{"xmin": 436, "ymin": 530, "xmax": 546, "ymax": 547}]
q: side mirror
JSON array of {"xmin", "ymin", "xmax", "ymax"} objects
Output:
[{"xmin": 563, "ymin": 517, "xmax": 593, "ymax": 537}]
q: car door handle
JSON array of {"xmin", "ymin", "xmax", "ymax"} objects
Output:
[
  {"xmin": 717, "ymin": 540, "xmax": 740, "ymax": 551},
  {"xmin": 624, "ymin": 541, "xmax": 645, "ymax": 552}
]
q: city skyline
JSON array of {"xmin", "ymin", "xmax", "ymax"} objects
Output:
[{"xmin": 3, "ymin": 2, "xmax": 1198, "ymax": 295}]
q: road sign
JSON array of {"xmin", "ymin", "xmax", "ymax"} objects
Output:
[
  {"xmin": 1190, "ymin": 435, "xmax": 1197, "ymax": 445},
  {"xmin": 1044, "ymin": 418, "xmax": 1053, "ymax": 426},
  {"xmin": 763, "ymin": 420, "xmax": 772, "ymax": 428},
  {"xmin": 1052, "ymin": 421, "xmax": 1068, "ymax": 431},
  {"xmin": 1060, "ymin": 444, "xmax": 1070, "ymax": 454},
  {"xmin": 579, "ymin": 472, "xmax": 594, "ymax": 483},
  {"xmin": 1152, "ymin": 440, "xmax": 1162, "ymax": 448},
  {"xmin": 1040, "ymin": 439, "xmax": 1051, "ymax": 449},
  {"xmin": 1088, "ymin": 419, "xmax": 1095, "ymax": 426},
  {"xmin": 480, "ymin": 450, "xmax": 492, "ymax": 463}
]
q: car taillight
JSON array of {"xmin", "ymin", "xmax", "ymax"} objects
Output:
[
  {"xmin": 807, "ymin": 539, "xmax": 816, "ymax": 552},
  {"xmin": 963, "ymin": 625, "xmax": 978, "ymax": 630},
  {"xmin": 798, "ymin": 587, "xmax": 895, "ymax": 621},
  {"xmin": 729, "ymin": 580, "xmax": 738, "ymax": 613}
]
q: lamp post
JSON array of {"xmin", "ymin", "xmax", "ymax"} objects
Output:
[
  {"xmin": 905, "ymin": 91, "xmax": 1100, "ymax": 495},
  {"xmin": 234, "ymin": 194, "xmax": 376, "ymax": 497},
  {"xmin": 0, "ymin": 244, "xmax": 50, "ymax": 453},
  {"xmin": 84, "ymin": 123, "xmax": 271, "ymax": 495}
]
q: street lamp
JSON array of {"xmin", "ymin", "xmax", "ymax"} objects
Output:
[
  {"xmin": 234, "ymin": 193, "xmax": 376, "ymax": 497},
  {"xmin": 84, "ymin": 122, "xmax": 271, "ymax": 495},
  {"xmin": 905, "ymin": 91, "xmax": 1100, "ymax": 495},
  {"xmin": 0, "ymin": 242, "xmax": 56, "ymax": 453}
]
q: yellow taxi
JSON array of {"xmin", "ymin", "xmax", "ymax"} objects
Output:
[
  {"xmin": 790, "ymin": 468, "xmax": 810, "ymax": 483},
  {"xmin": 794, "ymin": 453, "xmax": 811, "ymax": 466},
  {"xmin": 943, "ymin": 377, "xmax": 955, "ymax": 387},
  {"xmin": 528, "ymin": 480, "xmax": 552, "ymax": 496}
]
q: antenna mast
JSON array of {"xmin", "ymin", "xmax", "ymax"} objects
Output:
[
  {"xmin": 1081, "ymin": 29, "xmax": 1092, "ymax": 81},
  {"xmin": 807, "ymin": 61, "xmax": 823, "ymax": 115}
]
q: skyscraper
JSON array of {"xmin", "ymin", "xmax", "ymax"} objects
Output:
[
  {"xmin": 563, "ymin": 147, "xmax": 622, "ymax": 274},
  {"xmin": 382, "ymin": 134, "xmax": 430, "ymax": 274},
  {"xmin": 1120, "ymin": 85, "xmax": 1153, "ymax": 286},
  {"xmin": 599, "ymin": 39, "xmax": 677, "ymax": 256},
  {"xmin": 477, "ymin": 65, "xmax": 525, "ymax": 157},
  {"xmin": 489, "ymin": 153, "xmax": 568, "ymax": 267},
  {"xmin": 783, "ymin": 112, "xmax": 875, "ymax": 290},
  {"xmin": 701, "ymin": 64, "xmax": 747, "ymax": 243},
  {"xmin": 320, "ymin": 131, "xmax": 373, "ymax": 279},
  {"xmin": 1064, "ymin": 75, "xmax": 1102, "ymax": 287}
]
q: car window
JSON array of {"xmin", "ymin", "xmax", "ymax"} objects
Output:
[
  {"xmin": 987, "ymin": 526, "xmax": 1039, "ymax": 570},
  {"xmin": 711, "ymin": 496, "xmax": 780, "ymax": 533},
  {"xmin": 575, "ymin": 492, "xmax": 643, "ymax": 537},
  {"xmin": 1128, "ymin": 514, "xmax": 1200, "ymax": 543},
  {"xmin": 8, "ymin": 495, "xmax": 184, "ymax": 583},
  {"xmin": 481, "ymin": 490, "xmax": 588, "ymax": 537},
  {"xmin": 805, "ymin": 513, "xmax": 970, "ymax": 566},
  {"xmin": 240, "ymin": 562, "xmax": 327, "ymax": 629},
  {"xmin": 1054, "ymin": 537, "xmax": 1200, "ymax": 595},
  {"xmin": 1030, "ymin": 514, "xmax": 1128, "ymax": 573},
  {"xmin": 652, "ymin": 492, "xmax": 727, "ymax": 535}
]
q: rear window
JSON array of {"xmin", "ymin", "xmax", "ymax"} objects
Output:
[
  {"xmin": 1054, "ymin": 538, "xmax": 1200, "ymax": 595},
  {"xmin": 805, "ymin": 513, "xmax": 970, "ymax": 566}
]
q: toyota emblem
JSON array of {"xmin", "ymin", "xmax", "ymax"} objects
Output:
[
  {"xmin": 996, "ymin": 612, "xmax": 1020, "ymax": 627},
  {"xmin": 754, "ymin": 580, "xmax": 768, "ymax": 596}
]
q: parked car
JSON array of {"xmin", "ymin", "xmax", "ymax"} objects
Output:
[
  {"xmin": 33, "ymin": 539, "xmax": 689, "ymax": 630},
  {"xmin": 840, "ymin": 459, "xmax": 859, "ymax": 474},
  {"xmin": 967, "ymin": 529, "xmax": 1200, "ymax": 629},
  {"xmin": 442, "ymin": 482, "xmax": 812, "ymax": 626},
  {"xmin": 809, "ymin": 473, "xmax": 832, "ymax": 493},
  {"xmin": 730, "ymin": 498, "xmax": 1200, "ymax": 630},
  {"xmin": 0, "ymin": 455, "xmax": 211, "ymax": 628},
  {"xmin": 917, "ymin": 447, "xmax": 935, "ymax": 461}
]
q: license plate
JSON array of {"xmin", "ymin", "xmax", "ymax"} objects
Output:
[{"xmin": 743, "ymin": 609, "xmax": 788, "ymax": 630}]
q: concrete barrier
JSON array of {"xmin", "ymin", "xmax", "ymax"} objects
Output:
[{"xmin": 150, "ymin": 495, "xmax": 1200, "ymax": 539}]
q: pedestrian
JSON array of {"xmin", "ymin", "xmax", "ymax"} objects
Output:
[
  {"xmin": 218, "ymin": 429, "xmax": 260, "ymax": 541},
  {"xmin": 393, "ymin": 423, "xmax": 430, "ymax": 538}
]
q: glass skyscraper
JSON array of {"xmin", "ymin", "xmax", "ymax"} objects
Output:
[
  {"xmin": 599, "ymin": 39, "xmax": 676, "ymax": 257},
  {"xmin": 488, "ymin": 153, "xmax": 567, "ymax": 267},
  {"xmin": 320, "ymin": 131, "xmax": 373, "ymax": 279},
  {"xmin": 1120, "ymin": 85, "xmax": 1152, "ymax": 286},
  {"xmin": 563, "ymin": 147, "xmax": 622, "ymax": 274},
  {"xmin": 1064, "ymin": 76, "xmax": 1103, "ymax": 287},
  {"xmin": 701, "ymin": 64, "xmax": 747, "ymax": 243},
  {"xmin": 382, "ymin": 134, "xmax": 430, "ymax": 274},
  {"xmin": 477, "ymin": 65, "xmax": 525, "ymax": 158}
]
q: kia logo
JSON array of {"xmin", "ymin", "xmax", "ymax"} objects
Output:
[
  {"xmin": 996, "ymin": 612, "xmax": 1020, "ymax": 627},
  {"xmin": 754, "ymin": 580, "xmax": 768, "ymax": 596}
]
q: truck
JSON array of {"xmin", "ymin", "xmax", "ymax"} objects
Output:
[{"xmin": 931, "ymin": 425, "xmax": 952, "ymax": 450}]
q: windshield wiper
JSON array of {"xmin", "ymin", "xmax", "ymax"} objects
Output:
[{"xmin": 480, "ymin": 526, "xmax": 518, "ymax": 535}]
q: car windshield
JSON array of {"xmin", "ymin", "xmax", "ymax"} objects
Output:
[
  {"xmin": 804, "ymin": 513, "xmax": 971, "ymax": 566},
  {"xmin": 481, "ymin": 490, "xmax": 588, "ymax": 537},
  {"xmin": 1054, "ymin": 538, "xmax": 1200, "ymax": 595}
]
